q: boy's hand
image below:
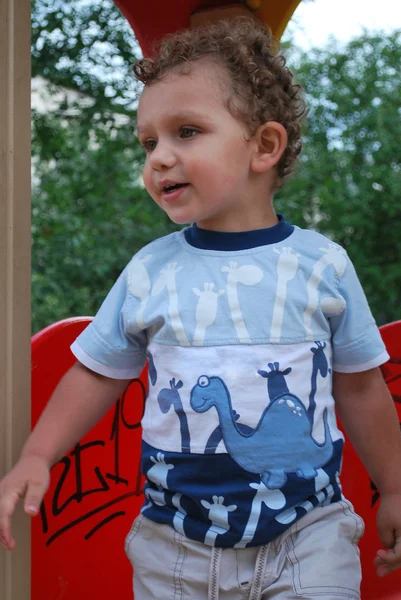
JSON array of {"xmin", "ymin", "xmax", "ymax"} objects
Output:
[
  {"xmin": 0, "ymin": 455, "xmax": 50, "ymax": 551},
  {"xmin": 374, "ymin": 492, "xmax": 401, "ymax": 576}
]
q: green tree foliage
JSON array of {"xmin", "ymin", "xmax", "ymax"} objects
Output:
[
  {"xmin": 277, "ymin": 32, "xmax": 401, "ymax": 324},
  {"xmin": 31, "ymin": 0, "xmax": 177, "ymax": 332},
  {"xmin": 32, "ymin": 0, "xmax": 401, "ymax": 330}
]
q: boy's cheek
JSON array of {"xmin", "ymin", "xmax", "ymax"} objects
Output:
[{"xmin": 142, "ymin": 169, "xmax": 154, "ymax": 196}]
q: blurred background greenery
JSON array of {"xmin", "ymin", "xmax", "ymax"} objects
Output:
[{"xmin": 31, "ymin": 0, "xmax": 401, "ymax": 332}]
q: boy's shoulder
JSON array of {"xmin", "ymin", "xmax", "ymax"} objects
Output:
[
  {"xmin": 130, "ymin": 230, "xmax": 183, "ymax": 261},
  {"xmin": 291, "ymin": 225, "xmax": 347, "ymax": 255},
  {"xmin": 124, "ymin": 229, "xmax": 192, "ymax": 276}
]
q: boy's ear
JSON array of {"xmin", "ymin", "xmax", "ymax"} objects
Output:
[{"xmin": 251, "ymin": 122, "xmax": 288, "ymax": 173}]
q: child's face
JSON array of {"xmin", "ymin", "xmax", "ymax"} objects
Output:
[{"xmin": 137, "ymin": 60, "xmax": 261, "ymax": 231}]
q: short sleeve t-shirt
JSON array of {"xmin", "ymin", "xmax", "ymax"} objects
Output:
[{"xmin": 71, "ymin": 218, "xmax": 388, "ymax": 548}]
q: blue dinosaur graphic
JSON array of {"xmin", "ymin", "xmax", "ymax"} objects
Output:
[
  {"xmin": 207, "ymin": 362, "xmax": 292, "ymax": 453},
  {"xmin": 205, "ymin": 410, "xmax": 253, "ymax": 454},
  {"xmin": 190, "ymin": 373, "xmax": 333, "ymax": 489},
  {"xmin": 308, "ymin": 342, "xmax": 329, "ymax": 423},
  {"xmin": 206, "ymin": 362, "xmax": 291, "ymax": 453},
  {"xmin": 157, "ymin": 378, "xmax": 190, "ymax": 453}
]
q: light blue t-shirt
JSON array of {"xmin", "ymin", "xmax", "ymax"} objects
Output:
[{"xmin": 71, "ymin": 220, "xmax": 388, "ymax": 548}]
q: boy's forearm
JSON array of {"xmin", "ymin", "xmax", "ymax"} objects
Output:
[
  {"xmin": 334, "ymin": 368, "xmax": 401, "ymax": 494},
  {"xmin": 21, "ymin": 362, "xmax": 131, "ymax": 467}
]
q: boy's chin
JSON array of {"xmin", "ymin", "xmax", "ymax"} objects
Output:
[{"xmin": 165, "ymin": 214, "xmax": 192, "ymax": 226}]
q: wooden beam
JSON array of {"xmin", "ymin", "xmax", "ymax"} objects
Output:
[{"xmin": 0, "ymin": 0, "xmax": 31, "ymax": 598}]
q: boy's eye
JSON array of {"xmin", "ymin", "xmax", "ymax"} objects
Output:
[
  {"xmin": 142, "ymin": 139, "xmax": 157, "ymax": 152},
  {"xmin": 141, "ymin": 127, "xmax": 198, "ymax": 151},
  {"xmin": 180, "ymin": 127, "xmax": 198, "ymax": 139}
]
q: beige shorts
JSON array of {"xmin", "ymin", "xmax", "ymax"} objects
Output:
[{"xmin": 125, "ymin": 500, "xmax": 364, "ymax": 600}]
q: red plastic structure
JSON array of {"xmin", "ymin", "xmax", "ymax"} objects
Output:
[
  {"xmin": 114, "ymin": 0, "xmax": 302, "ymax": 56},
  {"xmin": 31, "ymin": 318, "xmax": 401, "ymax": 599},
  {"xmin": 341, "ymin": 321, "xmax": 401, "ymax": 599},
  {"xmin": 114, "ymin": 0, "xmax": 236, "ymax": 56},
  {"xmin": 31, "ymin": 318, "xmax": 146, "ymax": 600}
]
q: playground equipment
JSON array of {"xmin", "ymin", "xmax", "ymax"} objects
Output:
[
  {"xmin": 30, "ymin": 1, "xmax": 401, "ymax": 598},
  {"xmin": 340, "ymin": 320, "xmax": 401, "ymax": 599},
  {"xmin": 114, "ymin": 0, "xmax": 302, "ymax": 56},
  {"xmin": 31, "ymin": 318, "xmax": 401, "ymax": 599},
  {"xmin": 31, "ymin": 318, "xmax": 144, "ymax": 600}
]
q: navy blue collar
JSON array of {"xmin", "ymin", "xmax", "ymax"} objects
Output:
[{"xmin": 184, "ymin": 214, "xmax": 294, "ymax": 251}]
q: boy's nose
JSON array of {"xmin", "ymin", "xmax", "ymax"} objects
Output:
[{"xmin": 149, "ymin": 143, "xmax": 177, "ymax": 170}]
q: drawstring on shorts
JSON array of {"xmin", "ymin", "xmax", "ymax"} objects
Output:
[
  {"xmin": 208, "ymin": 547, "xmax": 222, "ymax": 600},
  {"xmin": 208, "ymin": 544, "xmax": 269, "ymax": 600},
  {"xmin": 249, "ymin": 544, "xmax": 269, "ymax": 600}
]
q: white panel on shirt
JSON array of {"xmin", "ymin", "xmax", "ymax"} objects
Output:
[{"xmin": 142, "ymin": 341, "xmax": 343, "ymax": 454}]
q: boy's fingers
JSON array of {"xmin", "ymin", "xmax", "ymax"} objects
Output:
[
  {"xmin": 0, "ymin": 490, "xmax": 20, "ymax": 550},
  {"xmin": 374, "ymin": 555, "xmax": 391, "ymax": 577},
  {"xmin": 0, "ymin": 530, "xmax": 15, "ymax": 551},
  {"xmin": 24, "ymin": 482, "xmax": 46, "ymax": 516},
  {"xmin": 375, "ymin": 540, "xmax": 401, "ymax": 575},
  {"xmin": 0, "ymin": 518, "xmax": 11, "ymax": 548},
  {"xmin": 382, "ymin": 535, "xmax": 401, "ymax": 559},
  {"xmin": 377, "ymin": 550, "xmax": 401, "ymax": 566},
  {"xmin": 379, "ymin": 528, "xmax": 395, "ymax": 550}
]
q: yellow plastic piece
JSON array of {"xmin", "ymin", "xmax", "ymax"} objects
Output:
[
  {"xmin": 245, "ymin": 0, "xmax": 263, "ymax": 10},
  {"xmin": 251, "ymin": 0, "xmax": 303, "ymax": 40},
  {"xmin": 192, "ymin": 2, "xmax": 302, "ymax": 43}
]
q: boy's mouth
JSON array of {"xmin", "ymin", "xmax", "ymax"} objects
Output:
[
  {"xmin": 163, "ymin": 183, "xmax": 189, "ymax": 193},
  {"xmin": 161, "ymin": 183, "xmax": 189, "ymax": 203}
]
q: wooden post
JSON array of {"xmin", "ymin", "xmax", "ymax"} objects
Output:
[{"xmin": 0, "ymin": 0, "xmax": 31, "ymax": 598}]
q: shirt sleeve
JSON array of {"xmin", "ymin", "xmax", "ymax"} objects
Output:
[
  {"xmin": 70, "ymin": 264, "xmax": 147, "ymax": 379},
  {"xmin": 330, "ymin": 254, "xmax": 389, "ymax": 373}
]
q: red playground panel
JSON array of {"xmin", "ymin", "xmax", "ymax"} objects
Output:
[
  {"xmin": 31, "ymin": 318, "xmax": 146, "ymax": 600},
  {"xmin": 115, "ymin": 0, "xmax": 237, "ymax": 56},
  {"xmin": 341, "ymin": 321, "xmax": 401, "ymax": 599},
  {"xmin": 31, "ymin": 318, "xmax": 401, "ymax": 599},
  {"xmin": 114, "ymin": 0, "xmax": 302, "ymax": 56}
]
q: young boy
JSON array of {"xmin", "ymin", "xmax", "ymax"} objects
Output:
[{"xmin": 1, "ymin": 17, "xmax": 401, "ymax": 599}]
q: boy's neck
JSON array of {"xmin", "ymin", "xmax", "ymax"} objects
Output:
[
  {"xmin": 196, "ymin": 200, "xmax": 278, "ymax": 233},
  {"xmin": 185, "ymin": 214, "xmax": 294, "ymax": 251}
]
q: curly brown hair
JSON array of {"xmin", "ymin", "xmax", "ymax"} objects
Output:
[{"xmin": 133, "ymin": 17, "xmax": 307, "ymax": 186}]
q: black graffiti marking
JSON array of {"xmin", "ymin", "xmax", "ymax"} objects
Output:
[
  {"xmin": 105, "ymin": 379, "xmax": 146, "ymax": 487},
  {"xmin": 385, "ymin": 374, "xmax": 401, "ymax": 386},
  {"xmin": 381, "ymin": 356, "xmax": 401, "ymax": 386},
  {"xmin": 134, "ymin": 462, "xmax": 143, "ymax": 496},
  {"xmin": 40, "ymin": 377, "xmax": 147, "ymax": 544},
  {"xmin": 40, "ymin": 500, "xmax": 49, "ymax": 534},
  {"xmin": 84, "ymin": 511, "xmax": 126, "ymax": 540},
  {"xmin": 52, "ymin": 442, "xmax": 109, "ymax": 517},
  {"xmin": 381, "ymin": 357, "xmax": 401, "ymax": 402},
  {"xmin": 46, "ymin": 491, "xmax": 137, "ymax": 546},
  {"xmin": 106, "ymin": 402, "xmax": 129, "ymax": 487},
  {"xmin": 120, "ymin": 378, "xmax": 146, "ymax": 429},
  {"xmin": 371, "ymin": 480, "xmax": 380, "ymax": 508}
]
